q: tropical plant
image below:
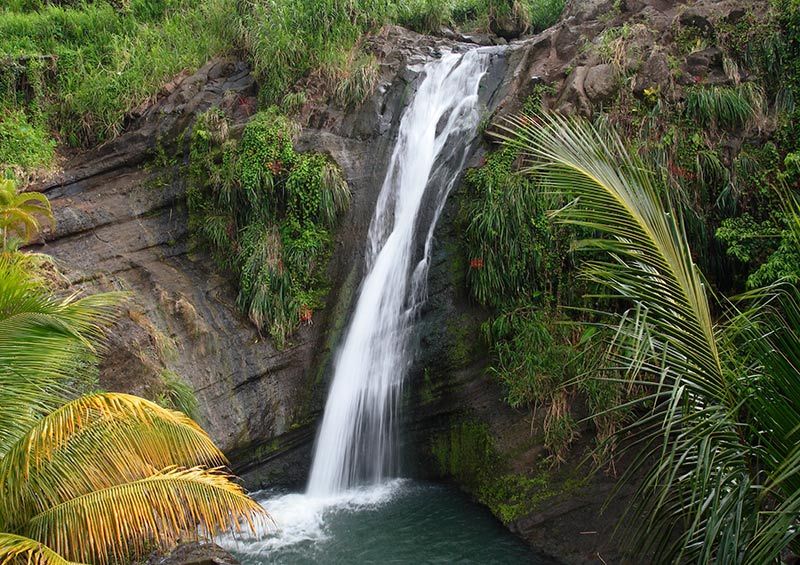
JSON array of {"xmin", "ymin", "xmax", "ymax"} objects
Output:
[
  {"xmin": 683, "ymin": 83, "xmax": 764, "ymax": 131},
  {"xmin": 0, "ymin": 177, "xmax": 53, "ymax": 249},
  {"xmin": 0, "ymin": 256, "xmax": 118, "ymax": 452},
  {"xmin": 332, "ymin": 54, "xmax": 380, "ymax": 109},
  {"xmin": 0, "ymin": 258, "xmax": 270, "ymax": 565},
  {"xmin": 503, "ymin": 112, "xmax": 800, "ymax": 563},
  {"xmin": 189, "ymin": 108, "xmax": 350, "ymax": 346}
]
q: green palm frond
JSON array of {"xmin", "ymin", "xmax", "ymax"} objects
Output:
[
  {"xmin": 499, "ymin": 113, "xmax": 799, "ymax": 562},
  {"xmin": 0, "ymin": 393, "xmax": 226, "ymax": 530},
  {"xmin": 0, "ymin": 258, "xmax": 124, "ymax": 455},
  {"xmin": 742, "ymin": 285, "xmax": 800, "ymax": 562},
  {"xmin": 0, "ymin": 179, "xmax": 55, "ymax": 247},
  {"xmin": 0, "ymin": 533, "xmax": 85, "ymax": 565},
  {"xmin": 503, "ymin": 112, "xmax": 724, "ymax": 389},
  {"xmin": 21, "ymin": 466, "xmax": 271, "ymax": 565}
]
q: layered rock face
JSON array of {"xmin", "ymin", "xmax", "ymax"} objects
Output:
[{"xmin": 37, "ymin": 60, "xmax": 318, "ymax": 464}]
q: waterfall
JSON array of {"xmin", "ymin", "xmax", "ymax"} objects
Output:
[{"xmin": 307, "ymin": 49, "xmax": 490, "ymax": 496}]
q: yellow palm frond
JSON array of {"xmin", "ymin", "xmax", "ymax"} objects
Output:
[
  {"xmin": 21, "ymin": 466, "xmax": 272, "ymax": 565},
  {"xmin": 0, "ymin": 393, "xmax": 226, "ymax": 530},
  {"xmin": 0, "ymin": 533, "xmax": 84, "ymax": 565}
]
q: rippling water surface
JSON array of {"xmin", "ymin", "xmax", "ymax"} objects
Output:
[{"xmin": 220, "ymin": 480, "xmax": 555, "ymax": 564}]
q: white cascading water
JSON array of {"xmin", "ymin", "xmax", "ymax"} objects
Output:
[{"xmin": 307, "ymin": 48, "xmax": 490, "ymax": 496}]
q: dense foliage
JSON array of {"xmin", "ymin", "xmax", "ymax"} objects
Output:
[
  {"xmin": 600, "ymin": 2, "xmax": 800, "ymax": 291},
  {"xmin": 188, "ymin": 108, "xmax": 350, "ymax": 347},
  {"xmin": 458, "ymin": 108, "xmax": 628, "ymax": 459},
  {"xmin": 0, "ymin": 0, "xmax": 566, "ymax": 176},
  {"xmin": 457, "ymin": 1, "xmax": 800, "ymax": 469},
  {"xmin": 506, "ymin": 111, "xmax": 800, "ymax": 564}
]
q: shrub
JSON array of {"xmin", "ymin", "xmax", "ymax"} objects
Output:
[{"xmin": 189, "ymin": 108, "xmax": 350, "ymax": 347}]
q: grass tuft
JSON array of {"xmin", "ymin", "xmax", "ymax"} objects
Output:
[{"xmin": 683, "ymin": 83, "xmax": 764, "ymax": 131}]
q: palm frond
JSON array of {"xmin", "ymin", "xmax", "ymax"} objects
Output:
[
  {"xmin": 21, "ymin": 466, "xmax": 271, "ymax": 565},
  {"xmin": 502, "ymin": 112, "xmax": 724, "ymax": 389},
  {"xmin": 0, "ymin": 259, "xmax": 124, "ymax": 454},
  {"xmin": 0, "ymin": 179, "xmax": 55, "ymax": 246},
  {"xmin": 0, "ymin": 533, "xmax": 84, "ymax": 565},
  {"xmin": 498, "ymin": 113, "xmax": 763, "ymax": 561},
  {"xmin": 741, "ymin": 284, "xmax": 800, "ymax": 562},
  {"xmin": 0, "ymin": 393, "xmax": 226, "ymax": 530}
]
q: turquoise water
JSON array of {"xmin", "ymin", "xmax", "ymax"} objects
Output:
[{"xmin": 222, "ymin": 479, "xmax": 555, "ymax": 564}]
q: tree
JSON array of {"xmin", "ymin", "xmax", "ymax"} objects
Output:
[
  {"xmin": 503, "ymin": 113, "xmax": 800, "ymax": 563},
  {"xmin": 0, "ymin": 257, "xmax": 270, "ymax": 565},
  {"xmin": 0, "ymin": 178, "xmax": 54, "ymax": 249}
]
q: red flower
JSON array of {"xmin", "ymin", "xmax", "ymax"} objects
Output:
[
  {"xmin": 470, "ymin": 258, "xmax": 484, "ymax": 269},
  {"xmin": 298, "ymin": 305, "xmax": 313, "ymax": 323}
]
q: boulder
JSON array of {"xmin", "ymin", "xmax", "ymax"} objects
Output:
[
  {"xmin": 679, "ymin": 9, "xmax": 715, "ymax": 38},
  {"xmin": 685, "ymin": 46, "xmax": 723, "ymax": 77},
  {"xmin": 148, "ymin": 543, "xmax": 239, "ymax": 565},
  {"xmin": 633, "ymin": 51, "xmax": 670, "ymax": 97},
  {"xmin": 584, "ymin": 63, "xmax": 619, "ymax": 103}
]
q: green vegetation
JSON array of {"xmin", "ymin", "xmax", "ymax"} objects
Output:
[
  {"xmin": 0, "ymin": 109, "xmax": 55, "ymax": 176},
  {"xmin": 0, "ymin": 199, "xmax": 268, "ymax": 565},
  {"xmin": 431, "ymin": 420, "xmax": 584, "ymax": 523},
  {"xmin": 188, "ymin": 108, "xmax": 350, "ymax": 347},
  {"xmin": 0, "ymin": 0, "xmax": 568, "ymax": 177},
  {"xmin": 0, "ymin": 0, "xmax": 236, "ymax": 155},
  {"xmin": 0, "ymin": 178, "xmax": 53, "ymax": 250},
  {"xmin": 395, "ymin": 0, "xmax": 562, "ymax": 35},
  {"xmin": 458, "ymin": 114, "xmax": 622, "ymax": 459},
  {"xmin": 506, "ymin": 111, "xmax": 800, "ymax": 564},
  {"xmin": 444, "ymin": 1, "xmax": 800, "ymax": 554},
  {"xmin": 157, "ymin": 369, "xmax": 200, "ymax": 420},
  {"xmin": 683, "ymin": 83, "xmax": 764, "ymax": 130}
]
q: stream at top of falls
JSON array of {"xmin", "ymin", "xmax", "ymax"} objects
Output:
[{"xmin": 220, "ymin": 48, "xmax": 556, "ymax": 563}]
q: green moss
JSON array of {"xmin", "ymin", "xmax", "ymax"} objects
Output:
[
  {"xmin": 431, "ymin": 421, "xmax": 498, "ymax": 489},
  {"xmin": 420, "ymin": 367, "xmax": 436, "ymax": 405},
  {"xmin": 251, "ymin": 438, "xmax": 281, "ymax": 460},
  {"xmin": 430, "ymin": 418, "xmax": 587, "ymax": 523},
  {"xmin": 447, "ymin": 314, "xmax": 476, "ymax": 368}
]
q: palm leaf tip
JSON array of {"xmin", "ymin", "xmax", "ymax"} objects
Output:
[{"xmin": 0, "ymin": 533, "xmax": 85, "ymax": 565}]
